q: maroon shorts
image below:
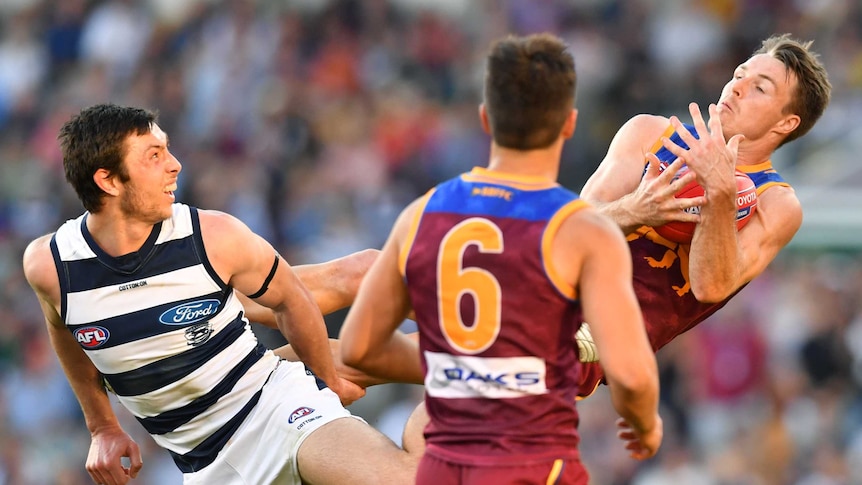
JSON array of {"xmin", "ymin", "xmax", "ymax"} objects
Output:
[
  {"xmin": 416, "ymin": 453, "xmax": 589, "ymax": 485},
  {"xmin": 577, "ymin": 361, "xmax": 605, "ymax": 399}
]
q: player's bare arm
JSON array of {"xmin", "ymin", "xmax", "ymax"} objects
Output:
[
  {"xmin": 239, "ymin": 248, "xmax": 380, "ymax": 327},
  {"xmin": 552, "ymin": 208, "xmax": 662, "ymax": 459},
  {"xmin": 198, "ymin": 209, "xmax": 364, "ymax": 404},
  {"xmin": 339, "ymin": 199, "xmax": 424, "ymax": 385},
  {"xmin": 23, "ymin": 235, "xmax": 143, "ymax": 484},
  {"xmin": 581, "ymin": 114, "xmax": 702, "ymax": 234}
]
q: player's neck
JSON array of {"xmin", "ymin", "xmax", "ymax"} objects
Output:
[
  {"xmin": 85, "ymin": 209, "xmax": 159, "ymax": 258},
  {"xmin": 486, "ymin": 142, "xmax": 561, "ymax": 181},
  {"xmin": 735, "ymin": 136, "xmax": 778, "ymax": 167}
]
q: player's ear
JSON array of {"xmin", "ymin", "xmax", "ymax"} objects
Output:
[
  {"xmin": 774, "ymin": 113, "xmax": 800, "ymax": 138},
  {"xmin": 561, "ymin": 108, "xmax": 578, "ymax": 139},
  {"xmin": 478, "ymin": 104, "xmax": 491, "ymax": 135},
  {"xmin": 93, "ymin": 168, "xmax": 120, "ymax": 196}
]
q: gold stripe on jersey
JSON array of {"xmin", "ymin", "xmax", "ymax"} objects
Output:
[
  {"xmin": 541, "ymin": 199, "xmax": 590, "ymax": 300},
  {"xmin": 399, "ymin": 189, "xmax": 436, "ymax": 277},
  {"xmin": 645, "ymin": 124, "xmax": 677, "ymax": 158},
  {"xmin": 462, "ymin": 167, "xmax": 559, "ymax": 191}
]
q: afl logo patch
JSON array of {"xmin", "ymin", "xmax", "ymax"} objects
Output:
[
  {"xmin": 288, "ymin": 406, "xmax": 315, "ymax": 424},
  {"xmin": 159, "ymin": 299, "xmax": 220, "ymax": 325},
  {"xmin": 74, "ymin": 326, "xmax": 110, "ymax": 349}
]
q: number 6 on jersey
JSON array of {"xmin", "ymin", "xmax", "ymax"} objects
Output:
[{"xmin": 437, "ymin": 217, "xmax": 504, "ymax": 354}]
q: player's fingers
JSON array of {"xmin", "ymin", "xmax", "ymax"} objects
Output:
[
  {"xmin": 643, "ymin": 153, "xmax": 662, "ymax": 179},
  {"xmin": 667, "ymin": 170, "xmax": 696, "ymax": 197},
  {"xmin": 658, "ymin": 157, "xmax": 685, "ymax": 183},
  {"xmin": 707, "ymin": 103, "xmax": 725, "ymax": 142},
  {"xmin": 105, "ymin": 466, "xmax": 129, "ymax": 485},
  {"xmin": 682, "ymin": 196, "xmax": 706, "ymax": 210},
  {"xmin": 727, "ymin": 133, "xmax": 745, "ymax": 154},
  {"xmin": 127, "ymin": 442, "xmax": 143, "ymax": 478},
  {"xmin": 87, "ymin": 470, "xmax": 104, "ymax": 485},
  {"xmin": 660, "ymin": 135, "xmax": 688, "ymax": 159},
  {"xmin": 689, "ymin": 102, "xmax": 709, "ymax": 136}
]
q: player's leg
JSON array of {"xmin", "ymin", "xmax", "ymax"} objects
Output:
[
  {"xmin": 296, "ymin": 416, "xmax": 420, "ymax": 485},
  {"xmin": 401, "ymin": 399, "xmax": 428, "ymax": 456}
]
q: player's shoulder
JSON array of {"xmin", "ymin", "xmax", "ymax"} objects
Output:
[
  {"xmin": 197, "ymin": 208, "xmax": 249, "ymax": 234},
  {"xmin": 557, "ymin": 204, "xmax": 626, "ymax": 246},
  {"xmin": 759, "ymin": 183, "xmax": 803, "ymax": 229},
  {"xmin": 196, "ymin": 208, "xmax": 262, "ymax": 259},
  {"xmin": 22, "ymin": 233, "xmax": 58, "ymax": 290},
  {"xmin": 618, "ymin": 113, "xmax": 671, "ymax": 141}
]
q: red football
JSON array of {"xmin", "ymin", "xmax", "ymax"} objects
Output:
[{"xmin": 654, "ymin": 169, "xmax": 757, "ymax": 244}]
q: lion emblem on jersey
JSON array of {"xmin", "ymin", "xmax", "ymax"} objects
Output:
[{"xmin": 184, "ymin": 322, "xmax": 213, "ymax": 346}]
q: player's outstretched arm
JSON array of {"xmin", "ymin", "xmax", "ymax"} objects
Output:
[
  {"xmin": 200, "ymin": 209, "xmax": 364, "ymax": 405},
  {"xmin": 339, "ymin": 200, "xmax": 425, "ymax": 385},
  {"xmin": 239, "ymin": 248, "xmax": 380, "ymax": 327},
  {"xmin": 559, "ymin": 209, "xmax": 662, "ymax": 460},
  {"xmin": 23, "ymin": 235, "xmax": 143, "ymax": 484},
  {"xmin": 580, "ymin": 114, "xmax": 700, "ymax": 234}
]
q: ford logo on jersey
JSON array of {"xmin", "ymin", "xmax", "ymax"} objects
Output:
[
  {"xmin": 288, "ymin": 407, "xmax": 315, "ymax": 424},
  {"xmin": 74, "ymin": 326, "xmax": 110, "ymax": 349},
  {"xmin": 159, "ymin": 299, "xmax": 220, "ymax": 325}
]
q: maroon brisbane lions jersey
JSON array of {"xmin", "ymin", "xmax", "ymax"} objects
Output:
[
  {"xmin": 400, "ymin": 167, "xmax": 589, "ymax": 466},
  {"xmin": 578, "ymin": 124, "xmax": 793, "ymax": 398}
]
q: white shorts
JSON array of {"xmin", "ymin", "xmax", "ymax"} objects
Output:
[{"xmin": 182, "ymin": 359, "xmax": 360, "ymax": 485}]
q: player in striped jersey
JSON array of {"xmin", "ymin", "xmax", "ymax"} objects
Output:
[
  {"xmin": 22, "ymin": 104, "xmax": 420, "ymax": 485},
  {"xmin": 337, "ymin": 33, "xmax": 662, "ymax": 485}
]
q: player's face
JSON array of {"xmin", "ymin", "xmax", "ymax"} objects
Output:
[
  {"xmin": 119, "ymin": 123, "xmax": 181, "ymax": 223},
  {"xmin": 716, "ymin": 54, "xmax": 799, "ymax": 142}
]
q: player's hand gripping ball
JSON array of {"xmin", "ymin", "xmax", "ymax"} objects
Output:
[{"xmin": 654, "ymin": 168, "xmax": 757, "ymax": 244}]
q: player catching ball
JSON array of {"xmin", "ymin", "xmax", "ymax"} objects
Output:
[{"xmin": 574, "ymin": 33, "xmax": 831, "ymax": 395}]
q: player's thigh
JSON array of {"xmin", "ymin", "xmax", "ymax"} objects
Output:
[{"xmin": 297, "ymin": 416, "xmax": 419, "ymax": 485}]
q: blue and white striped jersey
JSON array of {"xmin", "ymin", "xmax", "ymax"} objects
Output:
[{"xmin": 50, "ymin": 203, "xmax": 280, "ymax": 473}]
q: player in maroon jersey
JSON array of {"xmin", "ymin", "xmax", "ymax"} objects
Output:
[
  {"xmin": 338, "ymin": 33, "xmax": 661, "ymax": 485},
  {"xmin": 574, "ymin": 33, "xmax": 832, "ymax": 397}
]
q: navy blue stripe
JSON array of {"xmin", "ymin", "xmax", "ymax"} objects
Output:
[
  {"xmin": 67, "ymin": 293, "xmax": 230, "ymax": 350},
  {"xmin": 49, "ymin": 235, "xmax": 69, "ymax": 322},
  {"xmin": 169, "ymin": 380, "xmax": 269, "ymax": 473},
  {"xmin": 653, "ymin": 123, "xmax": 698, "ymax": 165},
  {"xmin": 64, "ymin": 235, "xmax": 199, "ymax": 293},
  {"xmin": 189, "ymin": 207, "xmax": 229, "ymax": 292},
  {"xmin": 104, "ymin": 318, "xmax": 247, "ymax": 396},
  {"xmin": 81, "ymin": 213, "xmax": 164, "ymax": 275},
  {"xmin": 137, "ymin": 343, "xmax": 267, "ymax": 435},
  {"xmin": 748, "ymin": 169, "xmax": 786, "ymax": 187},
  {"xmin": 303, "ymin": 364, "xmax": 329, "ymax": 390},
  {"xmin": 425, "ymin": 179, "xmax": 577, "ymax": 221}
]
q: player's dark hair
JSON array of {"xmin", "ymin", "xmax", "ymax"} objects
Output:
[
  {"xmin": 755, "ymin": 34, "xmax": 831, "ymax": 147},
  {"xmin": 483, "ymin": 33, "xmax": 576, "ymax": 150},
  {"xmin": 58, "ymin": 104, "xmax": 158, "ymax": 213}
]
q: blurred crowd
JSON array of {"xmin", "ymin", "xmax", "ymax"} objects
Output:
[{"xmin": 0, "ymin": 0, "xmax": 860, "ymax": 484}]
